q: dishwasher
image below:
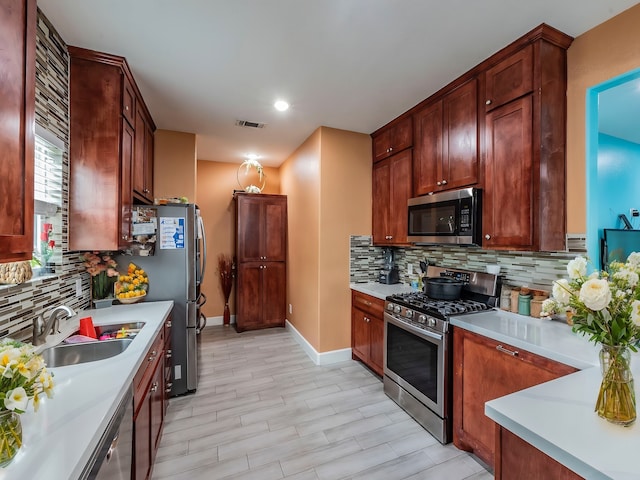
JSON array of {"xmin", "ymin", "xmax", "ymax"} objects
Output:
[{"xmin": 80, "ymin": 387, "xmax": 133, "ymax": 480}]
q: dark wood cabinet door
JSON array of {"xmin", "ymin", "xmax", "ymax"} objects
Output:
[
  {"xmin": 122, "ymin": 75, "xmax": 135, "ymax": 126},
  {"xmin": 120, "ymin": 121, "xmax": 134, "ymax": 248},
  {"xmin": 388, "ymin": 149, "xmax": 412, "ymax": 244},
  {"xmin": 263, "ymin": 198, "xmax": 287, "ymax": 261},
  {"xmin": 453, "ymin": 328, "xmax": 577, "ymax": 470},
  {"xmin": 134, "ymin": 393, "xmax": 151, "ymax": 480},
  {"xmin": 150, "ymin": 359, "xmax": 164, "ymax": 459},
  {"xmin": 261, "ymin": 262, "xmax": 286, "ymax": 327},
  {"xmin": 372, "ymin": 159, "xmax": 391, "ymax": 245},
  {"xmin": 236, "ymin": 196, "xmax": 263, "ymax": 262},
  {"xmin": 442, "ymin": 79, "xmax": 478, "ymax": 190},
  {"xmin": 484, "ymin": 96, "xmax": 533, "ymax": 249},
  {"xmin": 368, "ymin": 314, "xmax": 384, "ymax": 376},
  {"xmin": 235, "ymin": 263, "xmax": 263, "ymax": 332},
  {"xmin": 133, "ymin": 108, "xmax": 147, "ymax": 197},
  {"xmin": 373, "ymin": 129, "xmax": 392, "ymax": 163},
  {"xmin": 373, "ymin": 117, "xmax": 412, "ymax": 163},
  {"xmin": 485, "ymin": 44, "xmax": 533, "ymax": 112},
  {"xmin": 351, "ymin": 307, "xmax": 370, "ymax": 364},
  {"xmin": 413, "ymin": 100, "xmax": 443, "ymax": 196},
  {"xmin": 0, "ymin": 0, "xmax": 36, "ymax": 263},
  {"xmin": 144, "ymin": 123, "xmax": 154, "ymax": 201}
]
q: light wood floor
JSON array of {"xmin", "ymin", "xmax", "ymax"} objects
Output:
[{"xmin": 152, "ymin": 325, "xmax": 493, "ymax": 480}]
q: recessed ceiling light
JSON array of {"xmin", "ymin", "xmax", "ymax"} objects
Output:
[
  {"xmin": 274, "ymin": 100, "xmax": 289, "ymax": 112},
  {"xmin": 245, "ymin": 153, "xmax": 261, "ymax": 160}
]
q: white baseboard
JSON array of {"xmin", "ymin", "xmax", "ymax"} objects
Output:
[
  {"xmin": 285, "ymin": 319, "xmax": 352, "ymax": 365},
  {"xmin": 204, "ymin": 315, "xmax": 236, "ymax": 327}
]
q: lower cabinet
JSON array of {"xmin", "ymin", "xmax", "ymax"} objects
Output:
[
  {"xmin": 351, "ymin": 291, "xmax": 385, "ymax": 376},
  {"xmin": 452, "ymin": 327, "xmax": 577, "ymax": 470},
  {"xmin": 133, "ymin": 316, "xmax": 170, "ymax": 480},
  {"xmin": 495, "ymin": 426, "xmax": 583, "ymax": 480},
  {"xmin": 236, "ymin": 262, "xmax": 286, "ymax": 332}
]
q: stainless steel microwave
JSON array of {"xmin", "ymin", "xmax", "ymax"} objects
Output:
[{"xmin": 407, "ymin": 187, "xmax": 482, "ymax": 246}]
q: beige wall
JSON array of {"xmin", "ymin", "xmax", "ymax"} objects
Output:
[
  {"xmin": 566, "ymin": 3, "xmax": 640, "ymax": 234},
  {"xmin": 196, "ymin": 160, "xmax": 280, "ymax": 318},
  {"xmin": 154, "ymin": 130, "xmax": 197, "ymax": 202},
  {"xmin": 280, "ymin": 127, "xmax": 372, "ymax": 353}
]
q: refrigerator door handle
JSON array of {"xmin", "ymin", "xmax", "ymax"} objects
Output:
[{"xmin": 197, "ymin": 213, "xmax": 207, "ymax": 286}]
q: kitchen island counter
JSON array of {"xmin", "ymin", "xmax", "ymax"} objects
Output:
[{"xmin": 0, "ymin": 300, "xmax": 173, "ymax": 480}]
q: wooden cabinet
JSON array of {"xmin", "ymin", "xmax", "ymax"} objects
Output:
[
  {"xmin": 69, "ymin": 46, "xmax": 156, "ymax": 251},
  {"xmin": 351, "ymin": 291, "xmax": 385, "ymax": 376},
  {"xmin": 0, "ymin": 0, "xmax": 36, "ymax": 263},
  {"xmin": 372, "ymin": 149, "xmax": 412, "ymax": 246},
  {"xmin": 482, "ymin": 28, "xmax": 572, "ymax": 251},
  {"xmin": 133, "ymin": 317, "xmax": 169, "ymax": 480},
  {"xmin": 452, "ymin": 327, "xmax": 577, "ymax": 470},
  {"xmin": 372, "ymin": 116, "xmax": 412, "ymax": 163},
  {"xmin": 133, "ymin": 104, "xmax": 155, "ymax": 204},
  {"xmin": 495, "ymin": 426, "xmax": 583, "ymax": 480},
  {"xmin": 235, "ymin": 193, "xmax": 287, "ymax": 332},
  {"xmin": 413, "ymin": 79, "xmax": 478, "ymax": 196}
]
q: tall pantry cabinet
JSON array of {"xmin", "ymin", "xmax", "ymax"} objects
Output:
[{"xmin": 234, "ymin": 193, "xmax": 287, "ymax": 332}]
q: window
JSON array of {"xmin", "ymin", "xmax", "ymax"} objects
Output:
[{"xmin": 33, "ymin": 125, "xmax": 64, "ymax": 274}]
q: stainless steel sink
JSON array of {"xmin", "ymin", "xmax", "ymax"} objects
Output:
[
  {"xmin": 93, "ymin": 322, "xmax": 145, "ymax": 337},
  {"xmin": 41, "ymin": 338, "xmax": 133, "ymax": 367}
]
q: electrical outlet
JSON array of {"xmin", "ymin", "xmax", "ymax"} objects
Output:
[
  {"xmin": 631, "ymin": 208, "xmax": 639, "ymax": 218},
  {"xmin": 408, "ymin": 264, "xmax": 414, "ymax": 275},
  {"xmin": 75, "ymin": 278, "xmax": 82, "ymax": 298},
  {"xmin": 289, "ymin": 304, "xmax": 293, "ymax": 314}
]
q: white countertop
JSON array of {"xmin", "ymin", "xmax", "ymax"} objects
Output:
[
  {"xmin": 450, "ymin": 309, "xmax": 600, "ymax": 370},
  {"xmin": 350, "ymin": 282, "xmax": 414, "ymax": 301},
  {"xmin": 485, "ymin": 362, "xmax": 640, "ymax": 479},
  {"xmin": 0, "ymin": 301, "xmax": 173, "ymax": 480}
]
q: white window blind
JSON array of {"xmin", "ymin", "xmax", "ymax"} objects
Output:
[{"xmin": 34, "ymin": 135, "xmax": 63, "ymax": 213}]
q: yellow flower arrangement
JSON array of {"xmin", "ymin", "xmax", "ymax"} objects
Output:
[{"xmin": 115, "ymin": 262, "xmax": 149, "ymax": 300}]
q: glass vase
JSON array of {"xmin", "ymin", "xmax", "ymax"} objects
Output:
[
  {"xmin": 91, "ymin": 271, "xmax": 116, "ymax": 300},
  {"xmin": 596, "ymin": 345, "xmax": 636, "ymax": 426},
  {"xmin": 0, "ymin": 410, "xmax": 22, "ymax": 467}
]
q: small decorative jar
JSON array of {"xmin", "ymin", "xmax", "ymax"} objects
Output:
[
  {"xmin": 500, "ymin": 285, "xmax": 512, "ymax": 311},
  {"xmin": 518, "ymin": 292, "xmax": 532, "ymax": 316},
  {"xmin": 510, "ymin": 288, "xmax": 520, "ymax": 313}
]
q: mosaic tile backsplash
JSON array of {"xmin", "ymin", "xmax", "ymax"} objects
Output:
[
  {"xmin": 350, "ymin": 235, "xmax": 580, "ymax": 292},
  {"xmin": 0, "ymin": 10, "xmax": 90, "ymax": 342}
]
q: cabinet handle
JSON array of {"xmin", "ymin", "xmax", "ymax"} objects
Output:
[
  {"xmin": 485, "ymin": 234, "xmax": 491, "ymax": 240},
  {"xmin": 148, "ymin": 350, "xmax": 157, "ymax": 362},
  {"xmin": 167, "ymin": 321, "xmax": 172, "ymax": 328},
  {"xmin": 496, "ymin": 344, "xmax": 519, "ymax": 357},
  {"xmin": 165, "ymin": 383, "xmax": 173, "ymax": 393},
  {"xmin": 150, "ymin": 382, "xmax": 158, "ymax": 393},
  {"xmin": 441, "ymin": 180, "xmax": 447, "ymax": 185},
  {"xmin": 166, "ymin": 350, "xmax": 172, "ymax": 359},
  {"xmin": 486, "ymin": 99, "xmax": 492, "ymax": 105},
  {"xmin": 364, "ymin": 300, "xmax": 371, "ymax": 306}
]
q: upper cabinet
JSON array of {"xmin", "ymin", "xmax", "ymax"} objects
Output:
[
  {"xmin": 413, "ymin": 78, "xmax": 478, "ymax": 196},
  {"xmin": 372, "ymin": 116, "xmax": 413, "ymax": 163},
  {"xmin": 68, "ymin": 47, "xmax": 156, "ymax": 252},
  {"xmin": 0, "ymin": 0, "xmax": 36, "ymax": 263},
  {"xmin": 482, "ymin": 27, "xmax": 572, "ymax": 251}
]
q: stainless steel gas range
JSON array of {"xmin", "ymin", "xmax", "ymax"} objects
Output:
[{"xmin": 383, "ymin": 266, "xmax": 500, "ymax": 444}]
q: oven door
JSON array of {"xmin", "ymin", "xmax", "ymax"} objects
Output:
[{"xmin": 383, "ymin": 312, "xmax": 446, "ymax": 417}]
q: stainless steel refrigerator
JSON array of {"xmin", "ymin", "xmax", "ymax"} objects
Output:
[{"xmin": 116, "ymin": 203, "xmax": 206, "ymax": 396}]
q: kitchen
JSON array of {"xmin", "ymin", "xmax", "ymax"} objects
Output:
[{"xmin": 1, "ymin": 0, "xmax": 640, "ymax": 479}]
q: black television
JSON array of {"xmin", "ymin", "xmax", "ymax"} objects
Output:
[{"xmin": 601, "ymin": 229, "xmax": 640, "ymax": 269}]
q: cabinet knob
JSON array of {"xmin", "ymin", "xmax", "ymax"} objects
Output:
[
  {"xmin": 122, "ymin": 234, "xmax": 129, "ymax": 241},
  {"xmin": 167, "ymin": 321, "xmax": 172, "ymax": 328},
  {"xmin": 441, "ymin": 180, "xmax": 447, "ymax": 185},
  {"xmin": 165, "ymin": 382, "xmax": 173, "ymax": 393},
  {"xmin": 125, "ymin": 105, "xmax": 129, "ymax": 111},
  {"xmin": 389, "ymin": 147, "xmax": 393, "ymax": 152},
  {"xmin": 486, "ymin": 99, "xmax": 492, "ymax": 105},
  {"xmin": 364, "ymin": 317, "xmax": 370, "ymax": 323},
  {"xmin": 485, "ymin": 234, "xmax": 491, "ymax": 240},
  {"xmin": 166, "ymin": 350, "xmax": 172, "ymax": 359},
  {"xmin": 150, "ymin": 382, "xmax": 158, "ymax": 393},
  {"xmin": 436, "ymin": 181, "xmax": 442, "ymax": 186},
  {"xmin": 143, "ymin": 188, "xmax": 150, "ymax": 194}
]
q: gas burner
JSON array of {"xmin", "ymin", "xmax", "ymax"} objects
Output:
[{"xmin": 388, "ymin": 293, "xmax": 491, "ymax": 317}]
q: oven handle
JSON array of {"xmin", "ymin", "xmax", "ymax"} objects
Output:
[{"xmin": 384, "ymin": 312, "xmax": 443, "ymax": 343}]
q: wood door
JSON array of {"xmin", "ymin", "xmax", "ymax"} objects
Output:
[
  {"xmin": 413, "ymin": 100, "xmax": 443, "ymax": 196},
  {"xmin": 484, "ymin": 96, "xmax": 533, "ymax": 249},
  {"xmin": 235, "ymin": 263, "xmax": 262, "ymax": 332},
  {"xmin": 120, "ymin": 121, "xmax": 134, "ymax": 248},
  {"xmin": 0, "ymin": 0, "xmax": 36, "ymax": 263},
  {"xmin": 391, "ymin": 117, "xmax": 413, "ymax": 154},
  {"xmin": 150, "ymin": 359, "xmax": 164, "ymax": 459},
  {"xmin": 263, "ymin": 197, "xmax": 287, "ymax": 262},
  {"xmin": 484, "ymin": 44, "xmax": 533, "ymax": 112},
  {"xmin": 453, "ymin": 328, "xmax": 577, "ymax": 469},
  {"xmin": 122, "ymin": 75, "xmax": 135, "ymax": 126},
  {"xmin": 351, "ymin": 307, "xmax": 370, "ymax": 364},
  {"xmin": 373, "ymin": 129, "xmax": 391, "ymax": 163},
  {"xmin": 261, "ymin": 262, "xmax": 286, "ymax": 327},
  {"xmin": 388, "ymin": 149, "xmax": 412, "ymax": 244},
  {"xmin": 372, "ymin": 159, "xmax": 391, "ymax": 245},
  {"xmin": 442, "ymin": 79, "xmax": 478, "ymax": 190},
  {"xmin": 133, "ymin": 107, "xmax": 147, "ymax": 197},
  {"xmin": 368, "ymin": 314, "xmax": 384, "ymax": 376},
  {"xmin": 236, "ymin": 196, "xmax": 263, "ymax": 262}
]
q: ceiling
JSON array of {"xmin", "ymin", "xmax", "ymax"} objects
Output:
[{"xmin": 38, "ymin": 0, "xmax": 639, "ymax": 167}]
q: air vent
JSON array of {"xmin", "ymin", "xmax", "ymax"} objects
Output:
[{"xmin": 235, "ymin": 119, "xmax": 266, "ymax": 129}]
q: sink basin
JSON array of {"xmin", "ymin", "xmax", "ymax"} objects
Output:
[
  {"xmin": 94, "ymin": 322, "xmax": 145, "ymax": 337},
  {"xmin": 41, "ymin": 339, "xmax": 133, "ymax": 367}
]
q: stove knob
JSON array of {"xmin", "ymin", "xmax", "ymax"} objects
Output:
[
  {"xmin": 417, "ymin": 314, "xmax": 427, "ymax": 324},
  {"xmin": 427, "ymin": 317, "xmax": 436, "ymax": 328},
  {"xmin": 394, "ymin": 305, "xmax": 401, "ymax": 314},
  {"xmin": 405, "ymin": 310, "xmax": 414, "ymax": 319},
  {"xmin": 386, "ymin": 302, "xmax": 394, "ymax": 311}
]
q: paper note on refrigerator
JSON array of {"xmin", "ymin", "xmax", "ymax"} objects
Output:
[{"xmin": 159, "ymin": 217, "xmax": 185, "ymax": 249}]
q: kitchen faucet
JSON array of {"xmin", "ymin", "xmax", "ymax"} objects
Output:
[{"xmin": 32, "ymin": 305, "xmax": 76, "ymax": 346}]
